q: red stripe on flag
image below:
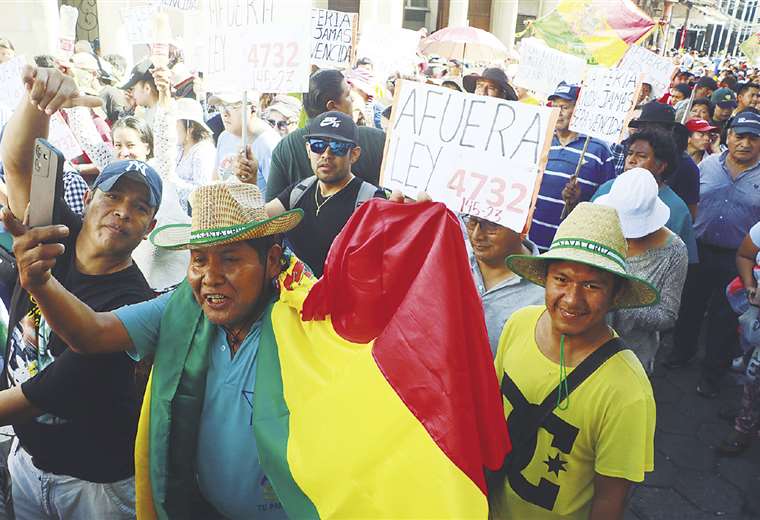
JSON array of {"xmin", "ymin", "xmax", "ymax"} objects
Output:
[{"xmin": 597, "ymin": 0, "xmax": 655, "ymax": 44}]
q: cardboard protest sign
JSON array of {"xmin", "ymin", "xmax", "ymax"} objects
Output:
[
  {"xmin": 617, "ymin": 45, "xmax": 676, "ymax": 97},
  {"xmin": 154, "ymin": 0, "xmax": 200, "ymax": 10},
  {"xmin": 569, "ymin": 67, "xmax": 641, "ymax": 143},
  {"xmin": 380, "ymin": 81, "xmax": 558, "ymax": 233},
  {"xmin": 513, "ymin": 38, "xmax": 587, "ymax": 96},
  {"xmin": 122, "ymin": 5, "xmax": 157, "ymax": 45},
  {"xmin": 311, "ymin": 8, "xmax": 357, "ymax": 69},
  {"xmin": 203, "ymin": 0, "xmax": 311, "ymax": 93},
  {"xmin": 0, "ymin": 56, "xmax": 26, "ymax": 115},
  {"xmin": 48, "ymin": 112, "xmax": 83, "ymax": 161}
]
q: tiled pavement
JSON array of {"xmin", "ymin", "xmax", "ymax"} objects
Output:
[{"xmin": 626, "ymin": 342, "xmax": 760, "ymax": 520}]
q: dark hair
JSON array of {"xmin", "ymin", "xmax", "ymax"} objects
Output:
[
  {"xmin": 245, "ymin": 235, "xmax": 281, "ymax": 266},
  {"xmin": 690, "ymin": 97, "xmax": 714, "ymax": 119},
  {"xmin": 303, "ymin": 69, "xmax": 345, "ymax": 119},
  {"xmin": 181, "ymin": 120, "xmax": 211, "ymax": 143},
  {"xmin": 33, "ymin": 54, "xmax": 57, "ymax": 68},
  {"xmin": 722, "ymin": 75, "xmax": 739, "ymax": 92},
  {"xmin": 738, "ymin": 82, "xmax": 760, "ymax": 96},
  {"xmin": 112, "ymin": 116, "xmax": 154, "ymax": 159},
  {"xmin": 627, "ymin": 128, "xmax": 678, "ymax": 181}
]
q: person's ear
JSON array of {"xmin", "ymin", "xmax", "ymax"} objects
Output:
[
  {"xmin": 143, "ymin": 218, "xmax": 157, "ymax": 240},
  {"xmin": 266, "ymin": 243, "xmax": 284, "ymax": 281},
  {"xmin": 325, "ymin": 99, "xmax": 337, "ymax": 111},
  {"xmin": 83, "ymin": 189, "xmax": 94, "ymax": 206},
  {"xmin": 350, "ymin": 145, "xmax": 361, "ymax": 165}
]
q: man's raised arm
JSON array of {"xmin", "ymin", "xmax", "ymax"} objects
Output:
[
  {"xmin": 0, "ymin": 66, "xmax": 101, "ymax": 217},
  {"xmin": 1, "ymin": 208, "xmax": 132, "ymax": 354}
]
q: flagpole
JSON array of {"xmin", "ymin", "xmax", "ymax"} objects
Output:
[
  {"xmin": 241, "ymin": 90, "xmax": 248, "ymax": 157},
  {"xmin": 560, "ymin": 135, "xmax": 591, "ymax": 220}
]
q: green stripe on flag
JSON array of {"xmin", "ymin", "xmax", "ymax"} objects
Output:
[{"xmin": 253, "ymin": 307, "xmax": 320, "ymax": 520}]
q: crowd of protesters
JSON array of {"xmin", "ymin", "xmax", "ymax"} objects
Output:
[{"xmin": 0, "ymin": 26, "xmax": 756, "ymax": 520}]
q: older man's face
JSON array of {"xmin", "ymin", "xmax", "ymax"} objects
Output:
[{"xmin": 727, "ymin": 130, "xmax": 760, "ymax": 165}]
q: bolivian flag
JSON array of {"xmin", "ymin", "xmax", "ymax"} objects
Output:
[
  {"xmin": 526, "ymin": 0, "xmax": 655, "ymax": 66},
  {"xmin": 255, "ymin": 200, "xmax": 510, "ymax": 518}
]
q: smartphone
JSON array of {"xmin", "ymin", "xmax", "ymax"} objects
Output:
[{"xmin": 28, "ymin": 139, "xmax": 65, "ymax": 228}]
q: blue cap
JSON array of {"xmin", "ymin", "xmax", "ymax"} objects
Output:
[
  {"xmin": 548, "ymin": 81, "xmax": 580, "ymax": 102},
  {"xmin": 92, "ymin": 160, "xmax": 163, "ymax": 209},
  {"xmin": 730, "ymin": 111, "xmax": 760, "ymax": 136}
]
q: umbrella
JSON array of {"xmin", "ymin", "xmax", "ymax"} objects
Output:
[{"xmin": 419, "ymin": 26, "xmax": 509, "ymax": 63}]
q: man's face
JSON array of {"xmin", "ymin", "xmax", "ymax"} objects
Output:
[
  {"xmin": 474, "ymin": 79, "xmax": 502, "ymax": 98},
  {"xmin": 465, "ymin": 216, "xmax": 522, "ymax": 265},
  {"xmin": 188, "ymin": 241, "xmax": 281, "ymax": 329},
  {"xmin": 112, "ymin": 127, "xmax": 150, "ymax": 161},
  {"xmin": 727, "ymin": 130, "xmax": 760, "ymax": 165},
  {"xmin": 131, "ymin": 81, "xmax": 154, "ymax": 108},
  {"xmin": 689, "ymin": 131, "xmax": 712, "ymax": 151},
  {"xmin": 326, "ymin": 80, "xmax": 353, "ymax": 116},
  {"xmin": 714, "ymin": 104, "xmax": 734, "ymax": 121},
  {"xmin": 0, "ymin": 47, "xmax": 13, "ymax": 64},
  {"xmin": 689, "ymin": 103, "xmax": 711, "ymax": 121},
  {"xmin": 544, "ymin": 261, "xmax": 617, "ymax": 336},
  {"xmin": 552, "ymin": 98, "xmax": 576, "ymax": 132},
  {"xmin": 739, "ymin": 87, "xmax": 759, "ymax": 109},
  {"xmin": 694, "ymin": 86, "xmax": 713, "ymax": 99},
  {"xmin": 266, "ymin": 110, "xmax": 295, "ymax": 137},
  {"xmin": 624, "ymin": 138, "xmax": 665, "ymax": 181},
  {"xmin": 669, "ymin": 88, "xmax": 686, "ymax": 105},
  {"xmin": 220, "ymin": 102, "xmax": 244, "ymax": 135},
  {"xmin": 306, "ymin": 139, "xmax": 361, "ymax": 185},
  {"xmin": 82, "ymin": 176, "xmax": 156, "ymax": 259}
]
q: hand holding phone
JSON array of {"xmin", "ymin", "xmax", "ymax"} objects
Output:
[{"xmin": 28, "ymin": 139, "xmax": 64, "ymax": 228}]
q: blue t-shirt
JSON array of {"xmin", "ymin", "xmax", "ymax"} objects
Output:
[
  {"xmin": 114, "ymin": 293, "xmax": 286, "ymax": 520},
  {"xmin": 593, "ymin": 180, "xmax": 699, "ymax": 264}
]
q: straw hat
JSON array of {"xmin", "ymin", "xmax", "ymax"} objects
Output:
[
  {"xmin": 150, "ymin": 184, "xmax": 302, "ymax": 250},
  {"xmin": 507, "ymin": 203, "xmax": 659, "ymax": 309}
]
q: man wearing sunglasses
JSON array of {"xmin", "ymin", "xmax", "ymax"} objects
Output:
[
  {"xmin": 464, "ymin": 215, "xmax": 544, "ymax": 356},
  {"xmin": 265, "ymin": 111, "xmax": 382, "ymax": 277}
]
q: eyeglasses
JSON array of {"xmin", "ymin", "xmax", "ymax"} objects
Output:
[
  {"xmin": 307, "ymin": 139, "xmax": 354, "ymax": 157},
  {"xmin": 463, "ymin": 215, "xmax": 503, "ymax": 235},
  {"xmin": 267, "ymin": 119, "xmax": 290, "ymax": 130}
]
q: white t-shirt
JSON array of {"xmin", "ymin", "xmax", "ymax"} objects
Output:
[{"xmin": 213, "ymin": 128, "xmax": 281, "ymax": 191}]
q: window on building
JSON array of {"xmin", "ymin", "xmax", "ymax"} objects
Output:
[{"xmin": 403, "ymin": 0, "xmax": 431, "ymax": 31}]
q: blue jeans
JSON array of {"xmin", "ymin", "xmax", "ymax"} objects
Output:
[{"xmin": 8, "ymin": 437, "xmax": 135, "ymax": 520}]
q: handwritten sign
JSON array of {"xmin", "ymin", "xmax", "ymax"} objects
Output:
[
  {"xmin": 380, "ymin": 81, "xmax": 558, "ymax": 233},
  {"xmin": 569, "ymin": 67, "xmax": 641, "ymax": 143},
  {"xmin": 311, "ymin": 8, "xmax": 357, "ymax": 69},
  {"xmin": 203, "ymin": 0, "xmax": 310, "ymax": 93},
  {"xmin": 618, "ymin": 45, "xmax": 676, "ymax": 97},
  {"xmin": 48, "ymin": 112, "xmax": 83, "ymax": 161},
  {"xmin": 122, "ymin": 5, "xmax": 158, "ymax": 44},
  {"xmin": 513, "ymin": 38, "xmax": 587, "ymax": 96},
  {"xmin": 0, "ymin": 56, "xmax": 26, "ymax": 119},
  {"xmin": 154, "ymin": 0, "xmax": 199, "ymax": 10}
]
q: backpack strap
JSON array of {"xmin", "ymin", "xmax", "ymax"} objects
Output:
[
  {"xmin": 354, "ymin": 181, "xmax": 378, "ymax": 209},
  {"xmin": 289, "ymin": 176, "xmax": 318, "ymax": 209}
]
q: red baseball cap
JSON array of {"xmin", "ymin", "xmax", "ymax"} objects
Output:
[{"xmin": 685, "ymin": 118, "xmax": 718, "ymax": 133}]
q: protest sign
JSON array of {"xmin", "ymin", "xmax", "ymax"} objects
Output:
[
  {"xmin": 0, "ymin": 56, "xmax": 26, "ymax": 116},
  {"xmin": 311, "ymin": 8, "xmax": 357, "ymax": 69},
  {"xmin": 357, "ymin": 26, "xmax": 420, "ymax": 83},
  {"xmin": 154, "ymin": 0, "xmax": 200, "ymax": 10},
  {"xmin": 58, "ymin": 5, "xmax": 79, "ymax": 58},
  {"xmin": 48, "ymin": 112, "xmax": 83, "ymax": 161},
  {"xmin": 122, "ymin": 5, "xmax": 158, "ymax": 45},
  {"xmin": 513, "ymin": 38, "xmax": 587, "ymax": 96},
  {"xmin": 380, "ymin": 81, "xmax": 558, "ymax": 233},
  {"xmin": 569, "ymin": 67, "xmax": 641, "ymax": 143},
  {"xmin": 203, "ymin": 0, "xmax": 311, "ymax": 93},
  {"xmin": 617, "ymin": 45, "xmax": 676, "ymax": 97}
]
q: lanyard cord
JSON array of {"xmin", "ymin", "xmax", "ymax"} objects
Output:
[{"xmin": 557, "ymin": 334, "xmax": 570, "ymax": 410}]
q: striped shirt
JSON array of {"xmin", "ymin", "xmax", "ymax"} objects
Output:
[{"xmin": 529, "ymin": 134, "xmax": 615, "ymax": 251}]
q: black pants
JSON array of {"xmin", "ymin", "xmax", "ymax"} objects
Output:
[{"xmin": 672, "ymin": 241, "xmax": 740, "ymax": 383}]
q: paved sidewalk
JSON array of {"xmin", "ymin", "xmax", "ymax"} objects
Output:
[{"xmin": 626, "ymin": 341, "xmax": 760, "ymax": 520}]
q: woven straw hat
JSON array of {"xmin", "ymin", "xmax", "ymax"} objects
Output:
[
  {"xmin": 507, "ymin": 203, "xmax": 659, "ymax": 309},
  {"xmin": 149, "ymin": 183, "xmax": 302, "ymax": 250}
]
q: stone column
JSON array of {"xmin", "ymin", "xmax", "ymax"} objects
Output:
[
  {"xmin": 448, "ymin": 0, "xmax": 470, "ymax": 26},
  {"xmin": 490, "ymin": 0, "xmax": 520, "ymax": 52}
]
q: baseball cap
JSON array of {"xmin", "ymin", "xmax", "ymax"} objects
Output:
[
  {"xmin": 548, "ymin": 81, "xmax": 581, "ymax": 102},
  {"xmin": 92, "ymin": 160, "xmax": 163, "ymax": 209},
  {"xmin": 685, "ymin": 118, "xmax": 718, "ymax": 133},
  {"xmin": 121, "ymin": 59, "xmax": 154, "ymax": 90},
  {"xmin": 304, "ymin": 111, "xmax": 357, "ymax": 145},
  {"xmin": 711, "ymin": 87, "xmax": 738, "ymax": 108},
  {"xmin": 729, "ymin": 111, "xmax": 760, "ymax": 136},
  {"xmin": 208, "ymin": 91, "xmax": 258, "ymax": 107}
]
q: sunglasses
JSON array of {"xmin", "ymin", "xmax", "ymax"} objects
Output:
[
  {"xmin": 267, "ymin": 119, "xmax": 290, "ymax": 130},
  {"xmin": 307, "ymin": 139, "xmax": 354, "ymax": 157},
  {"xmin": 463, "ymin": 215, "xmax": 504, "ymax": 235}
]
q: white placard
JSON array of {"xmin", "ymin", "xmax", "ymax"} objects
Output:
[
  {"xmin": 48, "ymin": 112, "xmax": 83, "ymax": 161},
  {"xmin": 513, "ymin": 38, "xmax": 587, "ymax": 96},
  {"xmin": 356, "ymin": 25, "xmax": 420, "ymax": 81},
  {"xmin": 121, "ymin": 5, "xmax": 158, "ymax": 45},
  {"xmin": 569, "ymin": 67, "xmax": 641, "ymax": 143},
  {"xmin": 617, "ymin": 45, "xmax": 677, "ymax": 97},
  {"xmin": 203, "ymin": 0, "xmax": 311, "ymax": 93},
  {"xmin": 380, "ymin": 81, "xmax": 558, "ymax": 233},
  {"xmin": 311, "ymin": 8, "xmax": 357, "ymax": 69},
  {"xmin": 0, "ymin": 56, "xmax": 26, "ymax": 116},
  {"xmin": 154, "ymin": 0, "xmax": 200, "ymax": 10}
]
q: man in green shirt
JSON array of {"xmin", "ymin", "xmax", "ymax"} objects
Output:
[{"xmin": 263, "ymin": 69, "xmax": 386, "ymax": 201}]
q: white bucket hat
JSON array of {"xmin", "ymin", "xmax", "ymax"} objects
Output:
[
  {"xmin": 175, "ymin": 98, "xmax": 213, "ymax": 135},
  {"xmin": 594, "ymin": 168, "xmax": 670, "ymax": 239}
]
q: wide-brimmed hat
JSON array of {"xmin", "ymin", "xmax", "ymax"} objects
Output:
[
  {"xmin": 175, "ymin": 98, "xmax": 213, "ymax": 135},
  {"xmin": 594, "ymin": 168, "xmax": 670, "ymax": 239},
  {"xmin": 150, "ymin": 183, "xmax": 302, "ymax": 250},
  {"xmin": 629, "ymin": 101, "xmax": 682, "ymax": 128},
  {"xmin": 462, "ymin": 67, "xmax": 518, "ymax": 100},
  {"xmin": 507, "ymin": 203, "xmax": 659, "ymax": 309}
]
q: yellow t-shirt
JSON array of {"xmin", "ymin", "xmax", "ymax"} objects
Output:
[{"xmin": 491, "ymin": 306, "xmax": 655, "ymax": 519}]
